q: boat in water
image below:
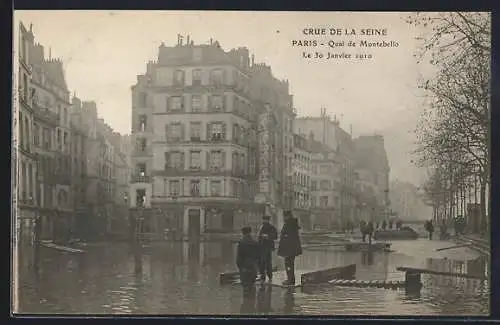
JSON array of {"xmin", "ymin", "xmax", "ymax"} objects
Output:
[{"xmin": 373, "ymin": 227, "xmax": 419, "ymax": 240}]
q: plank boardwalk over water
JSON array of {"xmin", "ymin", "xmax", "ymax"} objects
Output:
[{"xmin": 396, "ymin": 266, "xmax": 487, "ymax": 281}]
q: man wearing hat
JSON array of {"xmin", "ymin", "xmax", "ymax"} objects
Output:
[
  {"xmin": 257, "ymin": 215, "xmax": 278, "ymax": 282},
  {"xmin": 236, "ymin": 226, "xmax": 260, "ymax": 294},
  {"xmin": 277, "ymin": 210, "xmax": 303, "ymax": 285}
]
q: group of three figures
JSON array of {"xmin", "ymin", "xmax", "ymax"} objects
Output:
[{"xmin": 236, "ymin": 210, "xmax": 303, "ymax": 289}]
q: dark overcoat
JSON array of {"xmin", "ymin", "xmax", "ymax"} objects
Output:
[{"xmin": 277, "ymin": 218, "xmax": 302, "ymax": 258}]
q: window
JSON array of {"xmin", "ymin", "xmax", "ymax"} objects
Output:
[
  {"xmin": 169, "ymin": 96, "xmax": 183, "ymax": 112},
  {"xmin": 320, "ymin": 165, "xmax": 330, "ymax": 174},
  {"xmin": 190, "ymin": 122, "xmax": 201, "ymax": 140},
  {"xmin": 57, "ymin": 129, "xmax": 62, "ymax": 150},
  {"xmin": 210, "ymin": 180, "xmax": 222, "ymax": 196},
  {"xmin": 137, "ymin": 138, "xmax": 147, "ymax": 152},
  {"xmin": 63, "ymin": 132, "xmax": 68, "ymax": 152},
  {"xmin": 210, "ymin": 69, "xmax": 225, "ymax": 85},
  {"xmin": 169, "ymin": 181, "xmax": 180, "ymax": 197},
  {"xmin": 137, "ymin": 163, "xmax": 146, "ymax": 176},
  {"xmin": 170, "ymin": 151, "xmax": 184, "ymax": 169},
  {"xmin": 33, "ymin": 123, "xmax": 40, "ymax": 146},
  {"xmin": 210, "ymin": 95, "xmax": 223, "ymax": 112},
  {"xmin": 192, "ymin": 69, "xmax": 202, "ymax": 86},
  {"xmin": 136, "ymin": 189, "xmax": 146, "ymax": 207},
  {"xmin": 209, "ymin": 122, "xmax": 225, "ymax": 141},
  {"xmin": 190, "ymin": 180, "xmax": 200, "ymax": 197},
  {"xmin": 189, "ymin": 151, "xmax": 201, "ymax": 169},
  {"xmin": 139, "ymin": 115, "xmax": 147, "ymax": 131},
  {"xmin": 209, "ymin": 150, "xmax": 224, "ymax": 170},
  {"xmin": 191, "ymin": 95, "xmax": 202, "ymax": 112},
  {"xmin": 173, "ymin": 70, "xmax": 185, "ymax": 86},
  {"xmin": 63, "ymin": 107, "xmax": 68, "ymax": 125},
  {"xmin": 320, "ymin": 196, "xmax": 329, "ymax": 207},
  {"xmin": 170, "ymin": 123, "xmax": 183, "ymax": 140},
  {"xmin": 320, "ymin": 180, "xmax": 330, "ymax": 190},
  {"xmin": 231, "ymin": 179, "xmax": 238, "ymax": 197}
]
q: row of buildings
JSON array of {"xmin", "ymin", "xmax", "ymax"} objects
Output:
[
  {"xmin": 16, "ymin": 22, "xmax": 132, "ymax": 245},
  {"xmin": 128, "ymin": 36, "xmax": 391, "ymax": 240}
]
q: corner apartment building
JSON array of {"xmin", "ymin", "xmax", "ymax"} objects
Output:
[
  {"xmin": 292, "ymin": 133, "xmax": 312, "ymax": 230},
  {"xmin": 20, "ymin": 23, "xmax": 73, "ymax": 244},
  {"xmin": 130, "ymin": 38, "xmax": 265, "ymax": 240},
  {"xmin": 17, "ymin": 22, "xmax": 37, "ymax": 243}
]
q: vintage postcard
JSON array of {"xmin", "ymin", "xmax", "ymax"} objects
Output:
[{"xmin": 11, "ymin": 11, "xmax": 491, "ymax": 316}]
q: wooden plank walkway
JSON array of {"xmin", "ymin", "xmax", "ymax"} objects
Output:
[
  {"xmin": 327, "ymin": 279, "xmax": 405, "ymax": 289},
  {"xmin": 396, "ymin": 267, "xmax": 487, "ymax": 281},
  {"xmin": 40, "ymin": 242, "xmax": 86, "ymax": 253}
]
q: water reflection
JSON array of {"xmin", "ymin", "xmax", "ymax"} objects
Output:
[{"xmin": 16, "ymin": 240, "xmax": 489, "ymax": 315}]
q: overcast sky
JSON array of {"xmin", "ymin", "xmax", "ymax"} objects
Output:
[{"xmin": 14, "ymin": 11, "xmax": 434, "ymax": 185}]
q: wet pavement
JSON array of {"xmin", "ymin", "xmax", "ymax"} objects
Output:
[{"xmin": 15, "ymin": 238, "xmax": 489, "ymax": 316}]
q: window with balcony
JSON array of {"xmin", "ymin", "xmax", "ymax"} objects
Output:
[
  {"xmin": 210, "ymin": 180, "xmax": 222, "ymax": 196},
  {"xmin": 209, "ymin": 122, "xmax": 225, "ymax": 141},
  {"xmin": 209, "ymin": 150, "xmax": 224, "ymax": 171},
  {"xmin": 190, "ymin": 122, "xmax": 201, "ymax": 141},
  {"xmin": 189, "ymin": 151, "xmax": 201, "ymax": 170},
  {"xmin": 170, "ymin": 151, "xmax": 184, "ymax": 169},
  {"xmin": 320, "ymin": 165, "xmax": 331, "ymax": 174},
  {"xmin": 139, "ymin": 115, "xmax": 147, "ymax": 132},
  {"xmin": 169, "ymin": 180, "xmax": 180, "ymax": 197},
  {"xmin": 137, "ymin": 163, "xmax": 147, "ymax": 177},
  {"xmin": 169, "ymin": 96, "xmax": 183, "ymax": 112},
  {"xmin": 210, "ymin": 95, "xmax": 223, "ymax": 112},
  {"xmin": 173, "ymin": 70, "xmax": 185, "ymax": 86},
  {"xmin": 191, "ymin": 95, "xmax": 202, "ymax": 112},
  {"xmin": 210, "ymin": 69, "xmax": 225, "ymax": 85},
  {"xmin": 25, "ymin": 116, "xmax": 30, "ymax": 150},
  {"xmin": 192, "ymin": 69, "xmax": 202, "ymax": 86},
  {"xmin": 190, "ymin": 180, "xmax": 200, "ymax": 197},
  {"xmin": 320, "ymin": 180, "xmax": 330, "ymax": 190}
]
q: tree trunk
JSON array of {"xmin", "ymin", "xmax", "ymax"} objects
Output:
[{"xmin": 479, "ymin": 180, "xmax": 486, "ymax": 235}]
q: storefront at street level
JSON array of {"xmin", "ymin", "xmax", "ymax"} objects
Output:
[{"xmin": 130, "ymin": 201, "xmax": 267, "ymax": 241}]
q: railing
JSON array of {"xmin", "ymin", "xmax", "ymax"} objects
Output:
[{"xmin": 131, "ymin": 175, "xmax": 151, "ymax": 183}]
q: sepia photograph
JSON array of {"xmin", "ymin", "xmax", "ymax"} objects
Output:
[{"xmin": 11, "ymin": 10, "xmax": 491, "ymax": 316}]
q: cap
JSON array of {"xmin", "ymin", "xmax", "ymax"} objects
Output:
[{"xmin": 241, "ymin": 226, "xmax": 252, "ymax": 234}]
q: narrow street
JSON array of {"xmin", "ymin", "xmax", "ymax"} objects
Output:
[{"xmin": 17, "ymin": 238, "xmax": 488, "ymax": 315}]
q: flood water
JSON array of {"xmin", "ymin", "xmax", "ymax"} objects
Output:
[{"xmin": 15, "ymin": 239, "xmax": 489, "ymax": 316}]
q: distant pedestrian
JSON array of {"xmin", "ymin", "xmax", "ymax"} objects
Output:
[
  {"xmin": 376, "ymin": 222, "xmax": 380, "ymax": 230},
  {"xmin": 359, "ymin": 220, "xmax": 367, "ymax": 241},
  {"xmin": 381, "ymin": 220, "xmax": 387, "ymax": 231},
  {"xmin": 236, "ymin": 226, "xmax": 260, "ymax": 294},
  {"xmin": 365, "ymin": 221, "xmax": 374, "ymax": 244},
  {"xmin": 277, "ymin": 210, "xmax": 302, "ymax": 286},
  {"xmin": 396, "ymin": 220, "xmax": 403, "ymax": 231},
  {"xmin": 388, "ymin": 219, "xmax": 394, "ymax": 230},
  {"xmin": 424, "ymin": 219, "xmax": 434, "ymax": 240},
  {"xmin": 257, "ymin": 216, "xmax": 278, "ymax": 282}
]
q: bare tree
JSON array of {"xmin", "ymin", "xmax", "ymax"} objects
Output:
[{"xmin": 408, "ymin": 12, "xmax": 491, "ymax": 233}]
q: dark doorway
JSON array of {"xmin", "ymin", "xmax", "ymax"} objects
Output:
[
  {"xmin": 188, "ymin": 209, "xmax": 201, "ymax": 240},
  {"xmin": 221, "ymin": 211, "xmax": 234, "ymax": 231}
]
